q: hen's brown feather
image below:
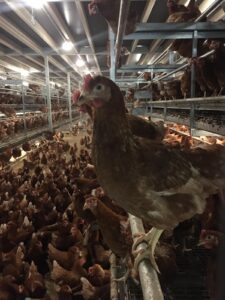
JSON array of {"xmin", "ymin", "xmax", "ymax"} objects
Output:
[{"xmin": 80, "ymin": 76, "xmax": 225, "ymax": 230}]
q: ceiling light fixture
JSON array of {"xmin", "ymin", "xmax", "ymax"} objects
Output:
[
  {"xmin": 62, "ymin": 40, "xmax": 73, "ymax": 51},
  {"xmin": 29, "ymin": 0, "xmax": 45, "ymax": 9},
  {"xmin": 20, "ymin": 69, "xmax": 29, "ymax": 77},
  {"xmin": 76, "ymin": 58, "xmax": 85, "ymax": 67}
]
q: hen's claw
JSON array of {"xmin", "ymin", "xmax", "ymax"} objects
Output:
[
  {"xmin": 133, "ymin": 248, "xmax": 160, "ymax": 273},
  {"xmin": 132, "ymin": 228, "xmax": 164, "ymax": 273}
]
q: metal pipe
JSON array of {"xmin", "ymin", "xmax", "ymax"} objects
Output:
[
  {"xmin": 129, "ymin": 214, "xmax": 164, "ymax": 300},
  {"xmin": 200, "ymin": 0, "xmax": 224, "ymax": 19},
  {"xmin": 44, "ymin": 56, "xmax": 53, "ymax": 131},
  {"xmin": 115, "ymin": 0, "xmax": 131, "ymax": 69},
  {"xmin": 21, "ymin": 82, "xmax": 27, "ymax": 132},
  {"xmin": 191, "ymin": 30, "xmax": 198, "ymax": 98},
  {"xmin": 109, "ymin": 28, "xmax": 116, "ymax": 81},
  {"xmin": 146, "ymin": 95, "xmax": 225, "ymax": 105},
  {"xmin": 67, "ymin": 72, "xmax": 72, "ymax": 124},
  {"xmin": 153, "ymin": 62, "xmax": 189, "ymax": 82},
  {"xmin": 110, "ymin": 253, "xmax": 118, "ymax": 300},
  {"xmin": 153, "ymin": 48, "xmax": 215, "ymax": 82},
  {"xmin": 146, "ymin": 0, "xmax": 221, "ymax": 66}
]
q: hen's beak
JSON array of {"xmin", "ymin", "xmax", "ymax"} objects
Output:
[
  {"xmin": 77, "ymin": 91, "xmax": 91, "ymax": 107},
  {"xmin": 77, "ymin": 92, "xmax": 94, "ymax": 118},
  {"xmin": 83, "ymin": 202, "xmax": 89, "ymax": 210},
  {"xmin": 197, "ymin": 240, "xmax": 205, "ymax": 247}
]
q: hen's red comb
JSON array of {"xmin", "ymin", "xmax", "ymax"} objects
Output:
[
  {"xmin": 72, "ymin": 90, "xmax": 81, "ymax": 104},
  {"xmin": 83, "ymin": 74, "xmax": 93, "ymax": 91}
]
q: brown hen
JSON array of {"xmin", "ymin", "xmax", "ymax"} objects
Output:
[{"xmin": 78, "ymin": 75, "xmax": 225, "ymax": 271}]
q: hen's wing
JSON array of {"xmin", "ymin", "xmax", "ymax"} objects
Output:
[
  {"xmin": 127, "ymin": 114, "xmax": 166, "ymax": 141},
  {"xmin": 125, "ymin": 138, "xmax": 209, "ymax": 228},
  {"xmin": 184, "ymin": 144, "xmax": 225, "ymax": 181},
  {"xmin": 134, "ymin": 138, "xmax": 193, "ymax": 192}
]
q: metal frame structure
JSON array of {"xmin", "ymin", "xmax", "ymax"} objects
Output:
[
  {"xmin": 0, "ymin": 55, "xmax": 80, "ymax": 151},
  {"xmin": 1, "ymin": 1, "xmax": 225, "ymax": 298}
]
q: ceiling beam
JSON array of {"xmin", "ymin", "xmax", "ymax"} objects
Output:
[
  {"xmin": 140, "ymin": 0, "xmax": 223, "ymax": 66},
  {"xmin": 74, "ymin": 0, "xmax": 102, "ymax": 75},
  {"xmin": 4, "ymin": 0, "xmax": 81, "ymax": 82},
  {"xmin": 126, "ymin": 0, "xmax": 156, "ymax": 65},
  {"xmin": 0, "ymin": 15, "xmax": 73, "ymax": 79},
  {"xmin": 2, "ymin": 46, "xmax": 150, "ymax": 57},
  {"xmin": 120, "ymin": 63, "xmax": 186, "ymax": 72},
  {"xmin": 43, "ymin": 3, "xmax": 90, "ymax": 75},
  {"xmin": 0, "ymin": 34, "xmax": 43, "ymax": 70}
]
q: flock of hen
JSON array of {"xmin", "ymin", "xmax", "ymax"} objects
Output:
[
  {"xmin": 1, "ymin": 0, "xmax": 225, "ymax": 299},
  {"xmin": 140, "ymin": 0, "xmax": 225, "ymax": 100}
]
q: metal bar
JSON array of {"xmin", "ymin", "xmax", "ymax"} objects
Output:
[
  {"xmin": 135, "ymin": 22, "xmax": 225, "ymax": 32},
  {"xmin": 146, "ymin": 96, "xmax": 225, "ymax": 105},
  {"xmin": 109, "ymin": 28, "xmax": 116, "ymax": 81},
  {"xmin": 3, "ymin": 46, "xmax": 149, "ymax": 57},
  {"xmin": 153, "ymin": 62, "xmax": 189, "ymax": 81},
  {"xmin": 44, "ymin": 56, "xmax": 53, "ymax": 131},
  {"xmin": 67, "ymin": 72, "xmax": 72, "ymax": 124},
  {"xmin": 110, "ymin": 254, "xmax": 118, "ymax": 300},
  {"xmin": 153, "ymin": 49, "xmax": 215, "ymax": 82},
  {"xmin": 129, "ymin": 214, "xmax": 164, "ymax": 300},
  {"xmin": 115, "ymin": 0, "xmax": 131, "ymax": 68},
  {"xmin": 148, "ymin": 112, "xmax": 225, "ymax": 136},
  {"xmin": 126, "ymin": 0, "xmax": 157, "ymax": 66},
  {"xmin": 191, "ymin": 30, "xmax": 198, "ymax": 98},
  {"xmin": 74, "ymin": 0, "xmax": 101, "ymax": 74},
  {"xmin": 123, "ymin": 31, "xmax": 225, "ymax": 40},
  {"xmin": 121, "ymin": 64, "xmax": 185, "ymax": 71},
  {"xmin": 139, "ymin": 0, "xmax": 224, "ymax": 66},
  {"xmin": 206, "ymin": 0, "xmax": 225, "ymax": 18},
  {"xmin": 21, "ymin": 83, "xmax": 27, "ymax": 131}
]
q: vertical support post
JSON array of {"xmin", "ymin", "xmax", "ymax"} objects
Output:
[
  {"xmin": 190, "ymin": 30, "xmax": 198, "ymax": 133},
  {"xmin": 129, "ymin": 214, "xmax": 164, "ymax": 300},
  {"xmin": 57, "ymin": 90, "xmax": 60, "ymax": 105},
  {"xmin": 150, "ymin": 68, "xmax": 154, "ymax": 101},
  {"xmin": 163, "ymin": 104, "xmax": 167, "ymax": 121},
  {"xmin": 110, "ymin": 254, "xmax": 118, "ymax": 300},
  {"xmin": 109, "ymin": 28, "xmax": 116, "ymax": 81},
  {"xmin": 21, "ymin": 82, "xmax": 27, "ymax": 132},
  {"xmin": 150, "ymin": 104, "xmax": 153, "ymax": 115},
  {"xmin": 115, "ymin": 0, "xmax": 131, "ymax": 69},
  {"xmin": 168, "ymin": 51, "xmax": 175, "ymax": 65},
  {"xmin": 67, "ymin": 72, "xmax": 72, "ymax": 124},
  {"xmin": 44, "ymin": 56, "xmax": 53, "ymax": 131},
  {"xmin": 191, "ymin": 30, "xmax": 198, "ymax": 98}
]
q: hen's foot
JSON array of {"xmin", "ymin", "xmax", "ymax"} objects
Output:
[
  {"xmin": 113, "ymin": 269, "xmax": 130, "ymax": 282},
  {"xmin": 132, "ymin": 228, "xmax": 164, "ymax": 273}
]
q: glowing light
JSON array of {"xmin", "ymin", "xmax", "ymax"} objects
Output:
[
  {"xmin": 62, "ymin": 40, "xmax": 73, "ymax": 51},
  {"xmin": 20, "ymin": 69, "xmax": 29, "ymax": 77},
  {"xmin": 28, "ymin": 0, "xmax": 45, "ymax": 9},
  {"xmin": 133, "ymin": 53, "xmax": 142, "ymax": 62},
  {"xmin": 76, "ymin": 59, "xmax": 85, "ymax": 67},
  {"xmin": 23, "ymin": 81, "xmax": 29, "ymax": 87}
]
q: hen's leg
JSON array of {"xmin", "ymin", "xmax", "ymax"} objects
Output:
[
  {"xmin": 132, "ymin": 227, "xmax": 164, "ymax": 273},
  {"xmin": 218, "ymin": 87, "xmax": 223, "ymax": 96}
]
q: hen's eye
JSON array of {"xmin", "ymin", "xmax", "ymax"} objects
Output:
[{"xmin": 96, "ymin": 84, "xmax": 103, "ymax": 91}]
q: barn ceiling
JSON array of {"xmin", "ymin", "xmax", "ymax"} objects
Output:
[{"xmin": 0, "ymin": 0, "xmax": 224, "ymax": 89}]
